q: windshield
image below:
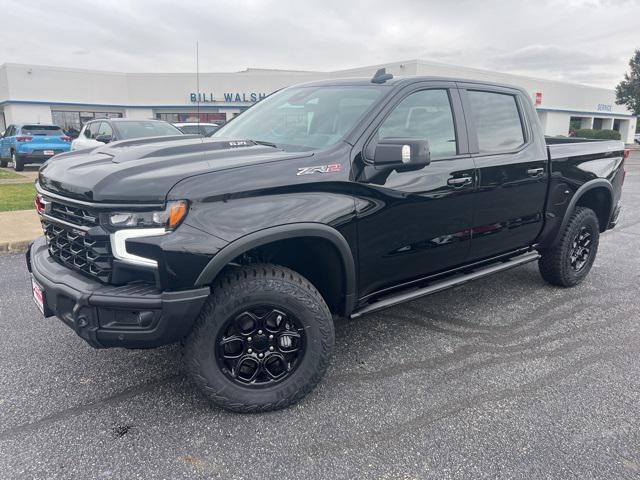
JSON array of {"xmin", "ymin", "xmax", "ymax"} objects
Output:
[
  {"xmin": 112, "ymin": 121, "xmax": 182, "ymax": 139},
  {"xmin": 212, "ymin": 85, "xmax": 383, "ymax": 150}
]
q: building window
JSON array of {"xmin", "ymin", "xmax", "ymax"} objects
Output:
[
  {"xmin": 593, "ymin": 118, "xmax": 604, "ymax": 130},
  {"xmin": 613, "ymin": 119, "xmax": 621, "ymax": 131},
  {"xmin": 52, "ymin": 110, "xmax": 123, "ymax": 137},
  {"xmin": 155, "ymin": 112, "xmax": 227, "ymax": 124}
]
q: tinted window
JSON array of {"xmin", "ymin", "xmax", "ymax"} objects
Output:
[
  {"xmin": 112, "ymin": 121, "xmax": 182, "ymax": 139},
  {"xmin": 83, "ymin": 123, "xmax": 96, "ymax": 139},
  {"xmin": 378, "ymin": 89, "xmax": 457, "ymax": 159},
  {"xmin": 21, "ymin": 125, "xmax": 63, "ymax": 135},
  {"xmin": 467, "ymin": 91, "xmax": 525, "ymax": 153},
  {"xmin": 96, "ymin": 122, "xmax": 113, "ymax": 137},
  {"xmin": 202, "ymin": 125, "xmax": 218, "ymax": 135},
  {"xmin": 179, "ymin": 125, "xmax": 201, "ymax": 135}
]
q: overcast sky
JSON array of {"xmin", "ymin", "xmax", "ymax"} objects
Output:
[{"xmin": 0, "ymin": 0, "xmax": 638, "ymax": 88}]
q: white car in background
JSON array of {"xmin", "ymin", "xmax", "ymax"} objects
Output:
[
  {"xmin": 173, "ymin": 122, "xmax": 219, "ymax": 136},
  {"xmin": 71, "ymin": 119, "xmax": 184, "ymax": 151}
]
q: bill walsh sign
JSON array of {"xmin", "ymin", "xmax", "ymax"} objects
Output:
[{"xmin": 190, "ymin": 92, "xmax": 268, "ymax": 103}]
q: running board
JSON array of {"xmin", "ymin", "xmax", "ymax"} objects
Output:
[{"xmin": 350, "ymin": 251, "xmax": 540, "ymax": 319}]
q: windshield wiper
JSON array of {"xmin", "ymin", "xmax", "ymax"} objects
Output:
[{"xmin": 250, "ymin": 139, "xmax": 279, "ymax": 148}]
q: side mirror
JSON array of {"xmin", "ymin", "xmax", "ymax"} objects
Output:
[
  {"xmin": 373, "ymin": 138, "xmax": 430, "ymax": 170},
  {"xmin": 95, "ymin": 134, "xmax": 112, "ymax": 144}
]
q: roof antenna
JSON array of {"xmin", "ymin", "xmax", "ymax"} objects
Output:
[{"xmin": 371, "ymin": 67, "xmax": 393, "ymax": 84}]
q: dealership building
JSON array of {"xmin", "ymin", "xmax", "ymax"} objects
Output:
[{"xmin": 0, "ymin": 59, "xmax": 636, "ymax": 143}]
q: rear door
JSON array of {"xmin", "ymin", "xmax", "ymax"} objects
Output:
[
  {"xmin": 458, "ymin": 84, "xmax": 548, "ymax": 260},
  {"xmin": 355, "ymin": 83, "xmax": 476, "ymax": 298}
]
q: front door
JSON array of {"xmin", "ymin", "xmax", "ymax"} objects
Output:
[
  {"xmin": 354, "ymin": 85, "xmax": 476, "ymax": 299},
  {"xmin": 458, "ymin": 85, "xmax": 548, "ymax": 260}
]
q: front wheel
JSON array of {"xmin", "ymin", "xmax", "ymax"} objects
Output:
[
  {"xmin": 183, "ymin": 264, "xmax": 335, "ymax": 412},
  {"xmin": 538, "ymin": 206, "xmax": 600, "ymax": 287}
]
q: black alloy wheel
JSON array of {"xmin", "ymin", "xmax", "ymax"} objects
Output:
[
  {"xmin": 538, "ymin": 206, "xmax": 600, "ymax": 287},
  {"xmin": 184, "ymin": 264, "xmax": 334, "ymax": 412},
  {"xmin": 216, "ymin": 307, "xmax": 306, "ymax": 386},
  {"xmin": 568, "ymin": 225, "xmax": 592, "ymax": 272}
]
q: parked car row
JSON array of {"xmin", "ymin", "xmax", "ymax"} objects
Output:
[{"xmin": 0, "ymin": 118, "xmax": 223, "ymax": 170}]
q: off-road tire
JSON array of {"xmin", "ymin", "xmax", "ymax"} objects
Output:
[
  {"xmin": 12, "ymin": 152, "xmax": 23, "ymax": 172},
  {"xmin": 538, "ymin": 206, "xmax": 600, "ymax": 287},
  {"xmin": 183, "ymin": 264, "xmax": 334, "ymax": 412}
]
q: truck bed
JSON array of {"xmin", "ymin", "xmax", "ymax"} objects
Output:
[{"xmin": 545, "ymin": 137, "xmax": 625, "ymax": 161}]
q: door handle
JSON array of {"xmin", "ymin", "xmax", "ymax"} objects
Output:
[
  {"xmin": 447, "ymin": 176, "xmax": 472, "ymax": 187},
  {"xmin": 527, "ymin": 167, "xmax": 544, "ymax": 177}
]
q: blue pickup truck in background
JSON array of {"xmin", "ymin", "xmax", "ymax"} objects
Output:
[{"xmin": 0, "ymin": 124, "xmax": 71, "ymax": 171}]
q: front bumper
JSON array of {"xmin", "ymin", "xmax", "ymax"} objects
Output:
[{"xmin": 27, "ymin": 236, "xmax": 210, "ymax": 349}]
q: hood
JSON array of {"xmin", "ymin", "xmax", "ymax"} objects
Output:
[{"xmin": 38, "ymin": 136, "xmax": 312, "ymax": 203}]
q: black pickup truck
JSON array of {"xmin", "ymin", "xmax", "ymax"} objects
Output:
[{"xmin": 27, "ymin": 70, "xmax": 626, "ymax": 412}]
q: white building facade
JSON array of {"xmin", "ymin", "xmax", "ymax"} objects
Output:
[{"xmin": 0, "ymin": 59, "xmax": 636, "ymax": 143}]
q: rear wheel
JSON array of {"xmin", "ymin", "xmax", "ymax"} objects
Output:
[
  {"xmin": 183, "ymin": 264, "xmax": 334, "ymax": 412},
  {"xmin": 12, "ymin": 152, "xmax": 23, "ymax": 172},
  {"xmin": 0, "ymin": 159, "xmax": 7, "ymax": 168},
  {"xmin": 538, "ymin": 206, "xmax": 600, "ymax": 287}
]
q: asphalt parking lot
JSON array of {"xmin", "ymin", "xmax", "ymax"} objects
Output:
[{"xmin": 2, "ymin": 152, "xmax": 640, "ymax": 479}]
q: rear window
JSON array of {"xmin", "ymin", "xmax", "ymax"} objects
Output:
[
  {"xmin": 467, "ymin": 91, "xmax": 525, "ymax": 153},
  {"xmin": 112, "ymin": 121, "xmax": 182, "ymax": 139},
  {"xmin": 20, "ymin": 125, "xmax": 63, "ymax": 136},
  {"xmin": 178, "ymin": 125, "xmax": 201, "ymax": 135}
]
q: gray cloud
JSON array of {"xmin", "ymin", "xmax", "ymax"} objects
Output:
[{"xmin": 0, "ymin": 0, "xmax": 637, "ymax": 87}]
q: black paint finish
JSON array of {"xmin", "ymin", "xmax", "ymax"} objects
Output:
[{"xmin": 33, "ymin": 76, "xmax": 625, "ymax": 325}]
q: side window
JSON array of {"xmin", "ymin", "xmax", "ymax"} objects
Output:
[
  {"xmin": 97, "ymin": 122, "xmax": 113, "ymax": 137},
  {"xmin": 377, "ymin": 89, "xmax": 457, "ymax": 159},
  {"xmin": 5, "ymin": 125, "xmax": 15, "ymax": 137},
  {"xmin": 83, "ymin": 123, "xmax": 94, "ymax": 139},
  {"xmin": 467, "ymin": 91, "xmax": 525, "ymax": 153}
]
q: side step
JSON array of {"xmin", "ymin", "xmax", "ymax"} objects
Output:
[{"xmin": 350, "ymin": 251, "xmax": 540, "ymax": 319}]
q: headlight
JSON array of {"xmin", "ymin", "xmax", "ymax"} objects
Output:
[{"xmin": 109, "ymin": 200, "xmax": 188, "ymax": 230}]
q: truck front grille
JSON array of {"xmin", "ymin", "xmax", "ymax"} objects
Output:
[
  {"xmin": 43, "ymin": 222, "xmax": 113, "ymax": 283},
  {"xmin": 39, "ymin": 196, "xmax": 113, "ymax": 283},
  {"xmin": 49, "ymin": 201, "xmax": 99, "ymax": 227}
]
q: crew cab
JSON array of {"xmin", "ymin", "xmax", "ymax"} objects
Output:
[
  {"xmin": 26, "ymin": 70, "xmax": 626, "ymax": 412},
  {"xmin": 0, "ymin": 124, "xmax": 71, "ymax": 171},
  {"xmin": 70, "ymin": 119, "xmax": 184, "ymax": 151}
]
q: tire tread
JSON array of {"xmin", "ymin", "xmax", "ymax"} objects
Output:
[
  {"xmin": 184, "ymin": 263, "xmax": 333, "ymax": 413},
  {"xmin": 538, "ymin": 206, "xmax": 599, "ymax": 287}
]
